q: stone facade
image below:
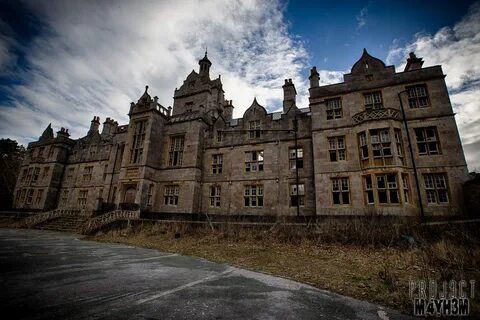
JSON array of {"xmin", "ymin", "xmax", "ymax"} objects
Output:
[{"xmin": 13, "ymin": 51, "xmax": 470, "ymax": 217}]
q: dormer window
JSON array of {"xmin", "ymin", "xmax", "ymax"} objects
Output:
[{"xmin": 364, "ymin": 91, "xmax": 383, "ymax": 110}]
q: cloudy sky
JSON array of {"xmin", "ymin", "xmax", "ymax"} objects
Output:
[{"xmin": 0, "ymin": 0, "xmax": 479, "ymax": 170}]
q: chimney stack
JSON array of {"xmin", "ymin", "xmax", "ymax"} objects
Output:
[
  {"xmin": 282, "ymin": 79, "xmax": 297, "ymax": 113},
  {"xmin": 309, "ymin": 66, "xmax": 320, "ymax": 88},
  {"xmin": 89, "ymin": 116, "xmax": 100, "ymax": 134},
  {"xmin": 404, "ymin": 52, "xmax": 424, "ymax": 72}
]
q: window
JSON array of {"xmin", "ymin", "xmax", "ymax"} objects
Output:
[
  {"xmin": 402, "ymin": 174, "xmax": 410, "ymax": 203},
  {"xmin": 376, "ymin": 174, "xmax": 400, "ymax": 204},
  {"xmin": 131, "ymin": 120, "xmax": 146, "ymax": 163},
  {"xmin": 289, "ymin": 147, "xmax": 303, "ymax": 169},
  {"xmin": 26, "ymin": 168, "xmax": 33, "ymax": 182},
  {"xmin": 89, "ymin": 145, "xmax": 96, "ymax": 158},
  {"xmin": 216, "ymin": 130, "xmax": 223, "ymax": 143},
  {"xmin": 424, "ymin": 174, "xmax": 449, "ymax": 204},
  {"xmin": 326, "ymin": 98, "xmax": 342, "ymax": 120},
  {"xmin": 364, "ymin": 91, "xmax": 383, "ymax": 110},
  {"xmin": 244, "ymin": 185, "xmax": 263, "ymax": 207},
  {"xmin": 147, "ymin": 184, "xmax": 154, "ymax": 206},
  {"xmin": 66, "ymin": 168, "xmax": 75, "ymax": 182},
  {"xmin": 370, "ymin": 129, "xmax": 392, "ymax": 158},
  {"xmin": 359, "ymin": 132, "xmax": 369, "ymax": 160},
  {"xmin": 407, "ymin": 84, "xmax": 429, "ymax": 108},
  {"xmin": 20, "ymin": 189, "xmax": 26, "ymax": 203},
  {"xmin": 42, "ymin": 167, "xmax": 50, "ymax": 180},
  {"xmin": 364, "ymin": 176, "xmax": 374, "ymax": 204},
  {"xmin": 36, "ymin": 189, "xmax": 43, "ymax": 204},
  {"xmin": 103, "ymin": 164, "xmax": 108, "ymax": 181},
  {"xmin": 290, "ymin": 184, "xmax": 305, "ymax": 207},
  {"xmin": 48, "ymin": 146, "xmax": 54, "ymax": 157},
  {"xmin": 245, "ymin": 151, "xmax": 264, "ymax": 172},
  {"xmin": 32, "ymin": 168, "xmax": 40, "ymax": 182},
  {"xmin": 249, "ymin": 120, "xmax": 261, "ymax": 139},
  {"xmin": 83, "ymin": 166, "xmax": 93, "ymax": 182},
  {"xmin": 394, "ymin": 129, "xmax": 404, "ymax": 159},
  {"xmin": 210, "ymin": 186, "xmax": 221, "ymax": 207},
  {"xmin": 78, "ymin": 190, "xmax": 88, "ymax": 206},
  {"xmin": 38, "ymin": 147, "xmax": 45, "ymax": 157},
  {"xmin": 20, "ymin": 169, "xmax": 27, "ymax": 182},
  {"xmin": 168, "ymin": 136, "xmax": 184, "ymax": 166},
  {"xmin": 328, "ymin": 136, "xmax": 346, "ymax": 161},
  {"xmin": 415, "ymin": 127, "xmax": 440, "ymax": 155},
  {"xmin": 26, "ymin": 189, "xmax": 34, "ymax": 204},
  {"xmin": 332, "ymin": 178, "xmax": 349, "ymax": 205},
  {"xmin": 60, "ymin": 190, "xmax": 69, "ymax": 205},
  {"xmin": 185, "ymin": 101, "xmax": 193, "ymax": 112},
  {"xmin": 164, "ymin": 185, "xmax": 179, "ymax": 205},
  {"xmin": 212, "ymin": 154, "xmax": 223, "ymax": 174}
]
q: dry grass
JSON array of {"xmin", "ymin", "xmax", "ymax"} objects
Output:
[{"xmin": 89, "ymin": 220, "xmax": 480, "ymax": 316}]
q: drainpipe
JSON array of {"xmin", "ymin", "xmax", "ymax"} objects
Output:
[{"xmin": 398, "ymin": 90, "xmax": 425, "ymax": 222}]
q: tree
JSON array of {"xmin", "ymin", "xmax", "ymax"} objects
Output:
[{"xmin": 0, "ymin": 139, "xmax": 26, "ymax": 210}]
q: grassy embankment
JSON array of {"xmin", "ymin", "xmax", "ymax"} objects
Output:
[{"xmin": 90, "ymin": 218, "xmax": 480, "ymax": 316}]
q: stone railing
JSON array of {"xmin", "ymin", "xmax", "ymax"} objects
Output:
[
  {"xmin": 352, "ymin": 108, "xmax": 401, "ymax": 124},
  {"xmin": 81, "ymin": 210, "xmax": 140, "ymax": 234},
  {"xmin": 23, "ymin": 209, "xmax": 86, "ymax": 228}
]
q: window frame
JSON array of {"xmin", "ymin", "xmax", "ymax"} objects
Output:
[
  {"xmin": 245, "ymin": 150, "xmax": 264, "ymax": 172},
  {"xmin": 209, "ymin": 185, "xmax": 221, "ymax": 207},
  {"xmin": 168, "ymin": 135, "xmax": 185, "ymax": 167},
  {"xmin": 328, "ymin": 136, "xmax": 346, "ymax": 162},
  {"xmin": 244, "ymin": 185, "xmax": 264, "ymax": 207},
  {"xmin": 130, "ymin": 120, "xmax": 147, "ymax": 164},
  {"xmin": 424, "ymin": 173, "xmax": 449, "ymax": 204},
  {"xmin": 363, "ymin": 91, "xmax": 383, "ymax": 111},
  {"xmin": 290, "ymin": 183, "xmax": 305, "ymax": 207},
  {"xmin": 406, "ymin": 84, "xmax": 430, "ymax": 108},
  {"xmin": 414, "ymin": 127, "xmax": 441, "ymax": 156},
  {"xmin": 212, "ymin": 154, "xmax": 223, "ymax": 174},
  {"xmin": 289, "ymin": 147, "xmax": 304, "ymax": 169},
  {"xmin": 331, "ymin": 177, "xmax": 350, "ymax": 205},
  {"xmin": 326, "ymin": 97, "xmax": 343, "ymax": 120},
  {"xmin": 164, "ymin": 185, "xmax": 179, "ymax": 206}
]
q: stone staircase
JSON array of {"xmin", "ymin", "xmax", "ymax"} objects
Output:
[{"xmin": 35, "ymin": 215, "xmax": 89, "ymax": 233}]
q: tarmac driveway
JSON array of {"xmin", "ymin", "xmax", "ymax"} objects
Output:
[{"xmin": 0, "ymin": 228, "xmax": 412, "ymax": 319}]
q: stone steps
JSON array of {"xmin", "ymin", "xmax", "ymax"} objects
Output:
[{"xmin": 35, "ymin": 216, "xmax": 89, "ymax": 233}]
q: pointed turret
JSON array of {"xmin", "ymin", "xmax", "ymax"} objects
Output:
[
  {"xmin": 199, "ymin": 51, "xmax": 212, "ymax": 77},
  {"xmin": 39, "ymin": 123, "xmax": 54, "ymax": 141}
]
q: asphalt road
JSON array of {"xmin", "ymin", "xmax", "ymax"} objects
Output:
[{"xmin": 0, "ymin": 228, "xmax": 412, "ymax": 319}]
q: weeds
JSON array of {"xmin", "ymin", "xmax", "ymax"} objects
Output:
[{"xmin": 89, "ymin": 218, "xmax": 479, "ymax": 316}]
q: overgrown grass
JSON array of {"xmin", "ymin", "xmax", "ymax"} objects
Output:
[{"xmin": 90, "ymin": 218, "xmax": 480, "ymax": 316}]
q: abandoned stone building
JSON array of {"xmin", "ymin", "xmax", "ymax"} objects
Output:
[{"xmin": 13, "ymin": 50, "xmax": 470, "ymax": 217}]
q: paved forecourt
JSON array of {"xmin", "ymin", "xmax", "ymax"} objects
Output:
[{"xmin": 0, "ymin": 229, "xmax": 412, "ymax": 319}]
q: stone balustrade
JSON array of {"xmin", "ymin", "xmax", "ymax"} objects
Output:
[{"xmin": 352, "ymin": 108, "xmax": 401, "ymax": 124}]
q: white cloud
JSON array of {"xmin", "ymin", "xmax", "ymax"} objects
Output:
[
  {"xmin": 386, "ymin": 2, "xmax": 480, "ymax": 171},
  {"xmin": 356, "ymin": 6, "xmax": 369, "ymax": 30},
  {"xmin": 0, "ymin": 0, "xmax": 311, "ymax": 144}
]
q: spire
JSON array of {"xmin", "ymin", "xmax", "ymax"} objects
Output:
[{"xmin": 39, "ymin": 123, "xmax": 54, "ymax": 141}]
